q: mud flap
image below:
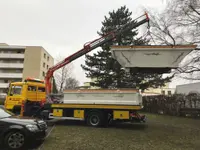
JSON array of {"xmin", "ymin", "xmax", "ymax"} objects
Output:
[{"xmin": 130, "ymin": 112, "xmax": 146, "ymax": 123}]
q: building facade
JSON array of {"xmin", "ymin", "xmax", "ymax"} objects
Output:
[
  {"xmin": 0, "ymin": 43, "xmax": 54, "ymax": 99},
  {"xmin": 80, "ymin": 78, "xmax": 175, "ymax": 96},
  {"xmin": 175, "ymin": 82, "xmax": 200, "ymax": 95},
  {"xmin": 80, "ymin": 78, "xmax": 100, "ymax": 89},
  {"xmin": 143, "ymin": 83, "xmax": 176, "ymax": 96}
]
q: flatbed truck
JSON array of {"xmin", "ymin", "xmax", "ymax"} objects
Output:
[
  {"xmin": 5, "ymin": 13, "xmax": 150, "ymax": 127},
  {"xmin": 42, "ymin": 89, "xmax": 146, "ymax": 127}
]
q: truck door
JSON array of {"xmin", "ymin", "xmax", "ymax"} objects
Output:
[
  {"xmin": 37, "ymin": 86, "xmax": 45, "ymax": 101},
  {"xmin": 5, "ymin": 85, "xmax": 22, "ymax": 110},
  {"xmin": 27, "ymin": 86, "xmax": 37, "ymax": 101}
]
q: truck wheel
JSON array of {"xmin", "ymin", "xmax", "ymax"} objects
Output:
[
  {"xmin": 4, "ymin": 131, "xmax": 26, "ymax": 150},
  {"xmin": 86, "ymin": 111, "xmax": 103, "ymax": 127},
  {"xmin": 13, "ymin": 106, "xmax": 21, "ymax": 115}
]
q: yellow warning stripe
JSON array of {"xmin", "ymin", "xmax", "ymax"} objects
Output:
[{"xmin": 51, "ymin": 104, "xmax": 142, "ymax": 110}]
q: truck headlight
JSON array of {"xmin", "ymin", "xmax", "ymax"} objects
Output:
[{"xmin": 26, "ymin": 124, "xmax": 39, "ymax": 132}]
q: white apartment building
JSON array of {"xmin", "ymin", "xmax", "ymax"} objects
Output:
[{"xmin": 0, "ymin": 43, "xmax": 54, "ymax": 100}]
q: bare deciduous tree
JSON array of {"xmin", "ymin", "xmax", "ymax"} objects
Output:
[
  {"xmin": 54, "ymin": 54, "xmax": 74, "ymax": 92},
  {"xmin": 65, "ymin": 77, "xmax": 79, "ymax": 89},
  {"xmin": 145, "ymin": 10, "xmax": 179, "ymax": 45},
  {"xmin": 144, "ymin": 0, "xmax": 200, "ymax": 80},
  {"xmin": 167, "ymin": 0, "xmax": 200, "ymax": 44}
]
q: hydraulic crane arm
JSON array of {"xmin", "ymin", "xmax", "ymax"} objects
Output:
[{"xmin": 45, "ymin": 12, "xmax": 149, "ymax": 94}]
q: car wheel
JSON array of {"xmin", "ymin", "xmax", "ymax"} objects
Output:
[
  {"xmin": 87, "ymin": 111, "xmax": 103, "ymax": 127},
  {"xmin": 4, "ymin": 131, "xmax": 26, "ymax": 150}
]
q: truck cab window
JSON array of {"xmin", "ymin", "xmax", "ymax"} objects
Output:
[
  {"xmin": 28, "ymin": 86, "xmax": 36, "ymax": 91},
  {"xmin": 38, "ymin": 87, "xmax": 45, "ymax": 92},
  {"xmin": 10, "ymin": 85, "xmax": 22, "ymax": 95}
]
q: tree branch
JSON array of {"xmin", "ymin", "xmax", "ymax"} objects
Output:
[{"xmin": 189, "ymin": 5, "xmax": 200, "ymax": 16}]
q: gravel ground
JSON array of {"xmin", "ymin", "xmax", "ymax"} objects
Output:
[{"xmin": 40, "ymin": 113, "xmax": 200, "ymax": 150}]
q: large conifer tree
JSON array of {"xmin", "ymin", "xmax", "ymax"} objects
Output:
[{"xmin": 81, "ymin": 6, "xmax": 169, "ymax": 90}]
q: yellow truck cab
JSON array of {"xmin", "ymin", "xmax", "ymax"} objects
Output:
[{"xmin": 4, "ymin": 77, "xmax": 46, "ymax": 114}]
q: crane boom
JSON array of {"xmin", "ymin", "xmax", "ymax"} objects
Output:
[{"xmin": 45, "ymin": 12, "xmax": 149, "ymax": 94}]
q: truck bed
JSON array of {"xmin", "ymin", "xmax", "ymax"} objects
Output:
[
  {"xmin": 111, "ymin": 45, "xmax": 197, "ymax": 73},
  {"xmin": 62, "ymin": 89, "xmax": 142, "ymax": 106}
]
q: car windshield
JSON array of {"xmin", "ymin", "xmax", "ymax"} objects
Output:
[{"xmin": 0, "ymin": 108, "xmax": 14, "ymax": 119}]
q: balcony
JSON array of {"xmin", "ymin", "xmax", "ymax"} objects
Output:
[
  {"xmin": 0, "ymin": 73, "xmax": 22, "ymax": 78},
  {"xmin": 0, "ymin": 93, "xmax": 6, "ymax": 100},
  {"xmin": 0, "ymin": 53, "xmax": 24, "ymax": 59},
  {"xmin": 0, "ymin": 83, "xmax": 9, "ymax": 88},
  {"xmin": 0, "ymin": 63, "xmax": 24, "ymax": 69}
]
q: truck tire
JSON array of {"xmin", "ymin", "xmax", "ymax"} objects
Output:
[
  {"xmin": 13, "ymin": 105, "xmax": 21, "ymax": 115},
  {"xmin": 86, "ymin": 111, "xmax": 104, "ymax": 127},
  {"xmin": 41, "ymin": 110, "xmax": 51, "ymax": 121},
  {"xmin": 4, "ymin": 130, "xmax": 26, "ymax": 150}
]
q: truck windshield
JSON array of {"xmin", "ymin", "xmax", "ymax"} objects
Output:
[
  {"xmin": 10, "ymin": 85, "xmax": 22, "ymax": 95},
  {"xmin": 0, "ymin": 108, "xmax": 14, "ymax": 119}
]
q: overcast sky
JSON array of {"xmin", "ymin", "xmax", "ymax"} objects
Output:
[{"xmin": 1, "ymin": 0, "xmax": 190, "ymax": 88}]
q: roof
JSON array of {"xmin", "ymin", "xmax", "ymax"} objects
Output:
[
  {"xmin": 11, "ymin": 81, "xmax": 45, "ymax": 87},
  {"xmin": 0, "ymin": 45, "xmax": 26, "ymax": 49},
  {"xmin": 176, "ymin": 82, "xmax": 200, "ymax": 87}
]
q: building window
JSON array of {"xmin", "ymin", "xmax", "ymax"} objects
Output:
[
  {"xmin": 17, "ymin": 50, "xmax": 22, "ymax": 53},
  {"xmin": 43, "ymin": 62, "xmax": 45, "ymax": 68},
  {"xmin": 14, "ymin": 79, "xmax": 21, "ymax": 82},
  {"xmin": 15, "ymin": 69, "xmax": 22, "ymax": 73},
  {"xmin": 161, "ymin": 90, "xmax": 165, "ymax": 95},
  {"xmin": 43, "ymin": 71, "xmax": 45, "ymax": 77},
  {"xmin": 44, "ymin": 53, "xmax": 46, "ymax": 58},
  {"xmin": 16, "ymin": 60, "xmax": 22, "ymax": 63},
  {"xmin": 4, "ymin": 80, "xmax": 8, "ymax": 83},
  {"xmin": 168, "ymin": 91, "xmax": 172, "ymax": 95},
  {"xmin": 47, "ymin": 56, "xmax": 49, "ymax": 61},
  {"xmin": 47, "ymin": 65, "xmax": 49, "ymax": 69}
]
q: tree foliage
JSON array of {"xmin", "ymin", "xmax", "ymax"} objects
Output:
[{"xmin": 81, "ymin": 6, "xmax": 170, "ymax": 90}]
